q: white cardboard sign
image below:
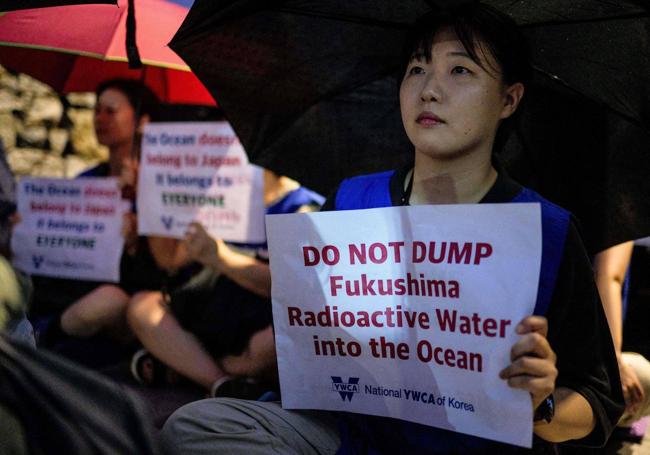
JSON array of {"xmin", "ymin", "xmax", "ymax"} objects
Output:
[
  {"xmin": 137, "ymin": 122, "xmax": 265, "ymax": 243},
  {"xmin": 12, "ymin": 177, "xmax": 124, "ymax": 282},
  {"xmin": 266, "ymin": 203, "xmax": 542, "ymax": 448}
]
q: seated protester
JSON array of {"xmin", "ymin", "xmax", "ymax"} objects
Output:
[
  {"xmin": 0, "ymin": 256, "xmax": 25, "ymax": 342},
  {"xmin": 37, "ymin": 79, "xmax": 198, "ymax": 350},
  {"xmin": 0, "ymin": 255, "xmax": 35, "ymax": 455},
  {"xmin": 594, "ymin": 242, "xmax": 650, "ymax": 427},
  {"xmin": 2, "ymin": 228, "xmax": 35, "ymax": 347},
  {"xmin": 127, "ymin": 169, "xmax": 324, "ymax": 394},
  {"xmin": 0, "ymin": 139, "xmax": 35, "ymax": 346},
  {"xmin": 161, "ymin": 4, "xmax": 624, "ymax": 454}
]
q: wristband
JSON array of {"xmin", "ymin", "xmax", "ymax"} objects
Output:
[{"xmin": 534, "ymin": 393, "xmax": 555, "ymax": 424}]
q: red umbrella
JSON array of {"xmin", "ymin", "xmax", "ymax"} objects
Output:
[
  {"xmin": 0, "ymin": 0, "xmax": 215, "ymax": 105},
  {"xmin": 0, "ymin": 1, "xmax": 117, "ymax": 11}
]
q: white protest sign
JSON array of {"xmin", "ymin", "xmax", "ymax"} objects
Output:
[
  {"xmin": 267, "ymin": 203, "xmax": 542, "ymax": 448},
  {"xmin": 137, "ymin": 122, "xmax": 265, "ymax": 243},
  {"xmin": 12, "ymin": 177, "xmax": 124, "ymax": 282}
]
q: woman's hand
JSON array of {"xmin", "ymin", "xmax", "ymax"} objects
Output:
[
  {"xmin": 119, "ymin": 157, "xmax": 138, "ymax": 188},
  {"xmin": 619, "ymin": 359, "xmax": 644, "ymax": 414},
  {"xmin": 183, "ymin": 221, "xmax": 219, "ymax": 268},
  {"xmin": 118, "ymin": 157, "xmax": 138, "ymax": 201},
  {"xmin": 122, "ymin": 212, "xmax": 138, "ymax": 255},
  {"xmin": 9, "ymin": 212, "xmax": 21, "ymax": 229},
  {"xmin": 499, "ymin": 316, "xmax": 558, "ymax": 411}
]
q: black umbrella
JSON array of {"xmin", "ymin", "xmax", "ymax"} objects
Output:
[
  {"xmin": 170, "ymin": 0, "xmax": 650, "ymax": 253},
  {"xmin": 0, "ymin": 0, "xmax": 116, "ymax": 10}
]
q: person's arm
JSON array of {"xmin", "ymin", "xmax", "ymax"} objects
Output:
[
  {"xmin": 536, "ymin": 387, "xmax": 595, "ymax": 442},
  {"xmin": 544, "ymin": 221, "xmax": 624, "ymax": 445},
  {"xmin": 594, "ymin": 242, "xmax": 633, "ymax": 354},
  {"xmin": 499, "ymin": 316, "xmax": 596, "ymax": 442},
  {"xmin": 183, "ymin": 222, "xmax": 271, "ymax": 298},
  {"xmin": 593, "ymin": 241, "xmax": 643, "ymax": 413},
  {"xmin": 503, "ymin": 221, "xmax": 624, "ymax": 446},
  {"xmin": 122, "ymin": 212, "xmax": 138, "ymax": 256},
  {"xmin": 208, "ymin": 238, "xmax": 271, "ymax": 298}
]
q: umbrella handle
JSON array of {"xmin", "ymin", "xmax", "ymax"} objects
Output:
[
  {"xmin": 126, "ymin": 0, "xmax": 142, "ymax": 69},
  {"xmin": 128, "ymin": 65, "xmax": 148, "ymax": 162}
]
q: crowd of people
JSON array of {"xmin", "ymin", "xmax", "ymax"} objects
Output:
[{"xmin": 1, "ymin": 2, "xmax": 649, "ymax": 454}]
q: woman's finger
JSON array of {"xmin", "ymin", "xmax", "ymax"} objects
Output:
[
  {"xmin": 510, "ymin": 332, "xmax": 555, "ymax": 361},
  {"xmin": 515, "ymin": 316, "xmax": 548, "ymax": 338},
  {"xmin": 499, "ymin": 356, "xmax": 557, "ymax": 380}
]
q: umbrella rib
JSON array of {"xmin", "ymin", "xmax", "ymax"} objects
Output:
[
  {"xmin": 532, "ymin": 64, "xmax": 648, "ymax": 135},
  {"xmin": 0, "ymin": 42, "xmax": 107, "ymax": 60},
  {"xmin": 0, "ymin": 42, "xmax": 191, "ymax": 71},
  {"xmin": 273, "ymin": 7, "xmax": 411, "ymax": 29},
  {"xmin": 272, "ymin": 6, "xmax": 648, "ymax": 29},
  {"xmin": 519, "ymin": 11, "xmax": 649, "ymax": 28}
]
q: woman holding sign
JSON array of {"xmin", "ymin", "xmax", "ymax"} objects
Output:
[
  {"xmin": 162, "ymin": 3, "xmax": 624, "ymax": 454},
  {"xmin": 126, "ymin": 169, "xmax": 324, "ymax": 393},
  {"xmin": 39, "ymin": 80, "xmax": 198, "ymax": 348}
]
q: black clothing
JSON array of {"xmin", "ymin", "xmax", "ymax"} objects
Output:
[
  {"xmin": 169, "ymin": 268, "xmax": 271, "ymax": 358},
  {"xmin": 166, "ymin": 186, "xmax": 324, "ymax": 359},
  {"xmin": 30, "ymin": 164, "xmax": 187, "ymax": 316}
]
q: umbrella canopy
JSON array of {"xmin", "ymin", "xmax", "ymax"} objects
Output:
[
  {"xmin": 170, "ymin": 0, "xmax": 650, "ymax": 252},
  {"xmin": 0, "ymin": 1, "xmax": 116, "ymax": 11},
  {"xmin": 0, "ymin": 0, "xmax": 215, "ymax": 105}
]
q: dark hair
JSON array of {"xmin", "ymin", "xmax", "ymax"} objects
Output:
[
  {"xmin": 400, "ymin": 3, "xmax": 531, "ymax": 153},
  {"xmin": 95, "ymin": 79, "xmax": 161, "ymax": 121},
  {"xmin": 400, "ymin": 2, "xmax": 531, "ymax": 87}
]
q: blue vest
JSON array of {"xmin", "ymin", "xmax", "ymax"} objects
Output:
[
  {"xmin": 334, "ymin": 170, "xmax": 570, "ymax": 454},
  {"xmin": 230, "ymin": 186, "xmax": 325, "ymax": 255}
]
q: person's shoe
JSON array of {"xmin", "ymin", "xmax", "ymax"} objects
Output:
[{"xmin": 130, "ymin": 349, "xmax": 168, "ymax": 386}]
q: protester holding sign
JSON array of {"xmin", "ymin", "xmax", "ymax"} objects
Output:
[
  {"xmin": 127, "ymin": 169, "xmax": 323, "ymax": 393},
  {"xmin": 137, "ymin": 122, "xmax": 267, "ymax": 243},
  {"xmin": 0, "ymin": 140, "xmax": 35, "ymax": 346},
  {"xmin": 162, "ymin": 3, "xmax": 623, "ymax": 454},
  {"xmin": 37, "ymin": 80, "xmax": 197, "ymax": 347}
]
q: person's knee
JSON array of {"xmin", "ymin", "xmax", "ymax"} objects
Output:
[
  {"xmin": 221, "ymin": 326, "xmax": 277, "ymax": 377},
  {"xmin": 219, "ymin": 352, "xmax": 251, "ymax": 376},
  {"xmin": 97, "ymin": 284, "xmax": 129, "ymax": 300},
  {"xmin": 78, "ymin": 284, "xmax": 129, "ymax": 308},
  {"xmin": 221, "ymin": 351, "xmax": 275, "ymax": 378},
  {"xmin": 162, "ymin": 399, "xmax": 252, "ymax": 448},
  {"xmin": 163, "ymin": 399, "xmax": 340, "ymax": 454},
  {"xmin": 161, "ymin": 403, "xmax": 198, "ymax": 453},
  {"xmin": 64, "ymin": 285, "xmax": 128, "ymax": 327},
  {"xmin": 624, "ymin": 352, "xmax": 650, "ymax": 394},
  {"xmin": 126, "ymin": 291, "xmax": 163, "ymax": 333}
]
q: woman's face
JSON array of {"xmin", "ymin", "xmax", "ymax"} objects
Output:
[
  {"xmin": 399, "ymin": 27, "xmax": 519, "ymax": 162},
  {"xmin": 94, "ymin": 87, "xmax": 137, "ymax": 150}
]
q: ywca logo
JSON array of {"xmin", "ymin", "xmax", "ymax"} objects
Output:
[
  {"xmin": 331, "ymin": 376, "xmax": 360, "ymax": 402},
  {"xmin": 32, "ymin": 255, "xmax": 45, "ymax": 269},
  {"xmin": 160, "ymin": 216, "xmax": 174, "ymax": 230}
]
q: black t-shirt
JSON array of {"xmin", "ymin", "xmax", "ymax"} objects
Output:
[{"xmin": 323, "ymin": 167, "xmax": 624, "ymax": 452}]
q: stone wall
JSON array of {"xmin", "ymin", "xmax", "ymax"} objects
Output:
[{"xmin": 0, "ymin": 65, "xmax": 107, "ymax": 178}]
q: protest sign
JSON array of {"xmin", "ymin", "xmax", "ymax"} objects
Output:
[
  {"xmin": 137, "ymin": 122, "xmax": 265, "ymax": 243},
  {"xmin": 267, "ymin": 203, "xmax": 542, "ymax": 447},
  {"xmin": 12, "ymin": 177, "xmax": 124, "ymax": 281}
]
